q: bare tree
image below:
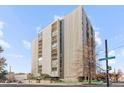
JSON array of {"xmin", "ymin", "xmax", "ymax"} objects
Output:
[
  {"xmin": 73, "ymin": 38, "xmax": 96, "ymax": 84},
  {"xmin": 116, "ymin": 69, "xmax": 123, "ymax": 82}
]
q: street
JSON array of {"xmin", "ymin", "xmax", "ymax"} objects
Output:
[{"xmin": 0, "ymin": 83, "xmax": 124, "ymax": 87}]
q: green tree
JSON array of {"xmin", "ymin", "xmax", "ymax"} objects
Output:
[
  {"xmin": 0, "ymin": 46, "xmax": 8, "ymax": 81},
  {"xmin": 36, "ymin": 73, "xmax": 51, "ymax": 80},
  {"xmin": 27, "ymin": 73, "xmax": 34, "ymax": 83}
]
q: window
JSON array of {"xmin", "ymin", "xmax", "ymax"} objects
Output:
[
  {"xmin": 91, "ymin": 27, "xmax": 93, "ymax": 35},
  {"xmin": 52, "ymin": 67, "xmax": 57, "ymax": 71},
  {"xmin": 52, "ymin": 35, "xmax": 57, "ymax": 41},
  {"xmin": 38, "ymin": 65, "xmax": 42, "ymax": 73},
  {"xmin": 86, "ymin": 31, "xmax": 89, "ymax": 39},
  {"xmin": 86, "ymin": 31, "xmax": 89, "ymax": 44},
  {"xmin": 52, "ymin": 56, "xmax": 57, "ymax": 60}
]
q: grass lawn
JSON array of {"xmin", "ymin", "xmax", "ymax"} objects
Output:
[{"xmin": 81, "ymin": 80, "xmax": 103, "ymax": 85}]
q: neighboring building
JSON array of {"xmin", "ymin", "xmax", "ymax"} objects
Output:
[
  {"xmin": 14, "ymin": 73, "xmax": 27, "ymax": 82},
  {"xmin": 32, "ymin": 6, "xmax": 96, "ymax": 81},
  {"xmin": 6, "ymin": 67, "xmax": 27, "ymax": 83},
  {"xmin": 32, "ymin": 37, "xmax": 39, "ymax": 76},
  {"xmin": 6, "ymin": 72, "xmax": 15, "ymax": 82},
  {"xmin": 6, "ymin": 66, "xmax": 15, "ymax": 82},
  {"xmin": 119, "ymin": 75, "xmax": 124, "ymax": 82}
]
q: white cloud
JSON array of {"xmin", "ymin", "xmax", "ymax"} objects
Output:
[
  {"xmin": 118, "ymin": 49, "xmax": 124, "ymax": 57},
  {"xmin": 95, "ymin": 31, "xmax": 102, "ymax": 46},
  {"xmin": 94, "ymin": 27, "xmax": 100, "ymax": 31},
  {"xmin": 0, "ymin": 21, "xmax": 10, "ymax": 49},
  {"xmin": 108, "ymin": 50, "xmax": 116, "ymax": 65},
  {"xmin": 93, "ymin": 25, "xmax": 101, "ymax": 31},
  {"xmin": 0, "ymin": 21, "xmax": 5, "ymax": 29},
  {"xmin": 6, "ymin": 54, "xmax": 24, "ymax": 58},
  {"xmin": 22, "ymin": 40, "xmax": 31, "ymax": 50},
  {"xmin": 54, "ymin": 15, "xmax": 63, "ymax": 20},
  {"xmin": 121, "ymin": 49, "xmax": 124, "ymax": 56},
  {"xmin": 109, "ymin": 50, "xmax": 115, "ymax": 56},
  {"xmin": 0, "ymin": 30, "xmax": 4, "ymax": 38},
  {"xmin": 0, "ymin": 39, "xmax": 10, "ymax": 49}
]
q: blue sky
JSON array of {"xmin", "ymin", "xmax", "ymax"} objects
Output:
[{"xmin": 0, "ymin": 6, "xmax": 124, "ymax": 73}]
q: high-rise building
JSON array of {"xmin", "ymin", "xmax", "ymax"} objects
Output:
[
  {"xmin": 32, "ymin": 37, "xmax": 38, "ymax": 76},
  {"xmin": 32, "ymin": 6, "xmax": 96, "ymax": 81}
]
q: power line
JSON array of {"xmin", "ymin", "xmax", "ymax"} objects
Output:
[
  {"xmin": 96, "ymin": 64, "xmax": 105, "ymax": 71},
  {"xmin": 110, "ymin": 44, "xmax": 124, "ymax": 51},
  {"xmin": 97, "ymin": 44, "xmax": 124, "ymax": 55}
]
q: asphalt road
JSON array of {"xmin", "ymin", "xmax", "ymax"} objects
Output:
[
  {"xmin": 110, "ymin": 82, "xmax": 124, "ymax": 87},
  {"xmin": 0, "ymin": 83, "xmax": 124, "ymax": 87}
]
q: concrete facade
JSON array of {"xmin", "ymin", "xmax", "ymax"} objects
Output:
[
  {"xmin": 64, "ymin": 6, "xmax": 83, "ymax": 81},
  {"xmin": 32, "ymin": 6, "xmax": 96, "ymax": 81},
  {"xmin": 41, "ymin": 25, "xmax": 52, "ymax": 76},
  {"xmin": 32, "ymin": 37, "xmax": 38, "ymax": 76}
]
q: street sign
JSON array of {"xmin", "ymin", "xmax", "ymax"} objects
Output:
[
  {"xmin": 107, "ymin": 56, "xmax": 115, "ymax": 60},
  {"xmin": 99, "ymin": 58, "xmax": 106, "ymax": 61},
  {"xmin": 99, "ymin": 56, "xmax": 115, "ymax": 61},
  {"xmin": 108, "ymin": 66, "xmax": 112, "ymax": 70}
]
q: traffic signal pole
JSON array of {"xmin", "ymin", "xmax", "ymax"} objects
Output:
[{"xmin": 105, "ymin": 39, "xmax": 109, "ymax": 87}]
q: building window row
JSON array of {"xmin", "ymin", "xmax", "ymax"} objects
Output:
[{"xmin": 52, "ymin": 67, "xmax": 57, "ymax": 71}]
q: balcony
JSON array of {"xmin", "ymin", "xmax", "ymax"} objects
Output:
[
  {"xmin": 52, "ymin": 43, "xmax": 57, "ymax": 48},
  {"xmin": 51, "ymin": 56, "xmax": 57, "ymax": 60},
  {"xmin": 52, "ymin": 22, "xmax": 57, "ymax": 32},
  {"xmin": 39, "ymin": 49, "xmax": 42, "ymax": 52},
  {"xmin": 38, "ymin": 64, "xmax": 42, "ymax": 73},
  {"xmin": 38, "ymin": 39, "xmax": 42, "ymax": 42},
  {"xmin": 52, "ymin": 61, "xmax": 58, "ymax": 67},
  {"xmin": 52, "ymin": 30, "xmax": 57, "ymax": 36},
  {"xmin": 52, "ymin": 40, "xmax": 57, "ymax": 45},
  {"xmin": 38, "ymin": 42, "xmax": 42, "ymax": 45},
  {"xmin": 39, "ymin": 55, "xmax": 42, "ymax": 57},
  {"xmin": 52, "ymin": 48, "xmax": 57, "ymax": 52},
  {"xmin": 52, "ymin": 35, "xmax": 57, "ymax": 40},
  {"xmin": 38, "ymin": 47, "xmax": 42, "ymax": 50},
  {"xmin": 52, "ymin": 67, "xmax": 57, "ymax": 71}
]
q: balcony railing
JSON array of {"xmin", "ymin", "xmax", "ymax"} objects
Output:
[
  {"xmin": 52, "ymin": 31, "xmax": 57, "ymax": 36},
  {"xmin": 51, "ymin": 56, "xmax": 57, "ymax": 60},
  {"xmin": 52, "ymin": 43, "xmax": 57, "ymax": 48}
]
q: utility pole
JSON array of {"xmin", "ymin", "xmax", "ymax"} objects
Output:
[
  {"xmin": 99, "ymin": 40, "xmax": 115, "ymax": 87},
  {"xmin": 105, "ymin": 39, "xmax": 109, "ymax": 87}
]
